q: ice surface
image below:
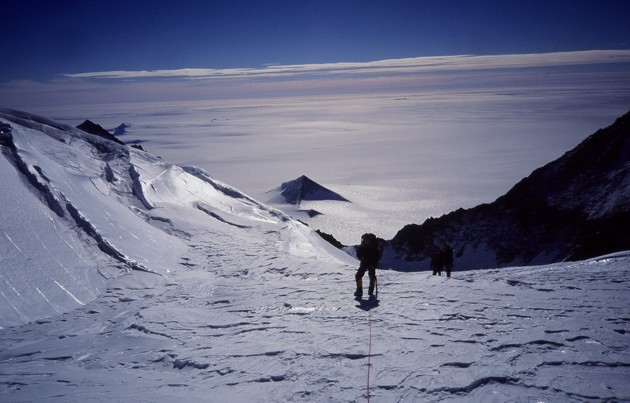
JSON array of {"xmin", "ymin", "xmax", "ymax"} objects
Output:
[{"xmin": 1, "ymin": 250, "xmax": 629, "ymax": 402}]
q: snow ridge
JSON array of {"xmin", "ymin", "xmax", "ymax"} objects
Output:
[
  {"xmin": 0, "ymin": 109, "xmax": 352, "ymax": 328},
  {"xmin": 1, "ymin": 109, "xmax": 154, "ymax": 274}
]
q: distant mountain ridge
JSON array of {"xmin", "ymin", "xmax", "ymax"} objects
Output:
[
  {"xmin": 274, "ymin": 175, "xmax": 350, "ymax": 205},
  {"xmin": 76, "ymin": 120, "xmax": 125, "ymax": 145},
  {"xmin": 385, "ymin": 109, "xmax": 630, "ymax": 270}
]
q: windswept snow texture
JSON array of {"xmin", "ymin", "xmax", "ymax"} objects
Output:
[
  {"xmin": 1, "ymin": 251, "xmax": 629, "ymax": 402},
  {"xmin": 1, "ymin": 110, "xmax": 629, "ymax": 402}
]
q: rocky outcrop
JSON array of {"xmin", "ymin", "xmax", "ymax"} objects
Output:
[{"xmin": 386, "ymin": 110, "xmax": 630, "ymax": 270}]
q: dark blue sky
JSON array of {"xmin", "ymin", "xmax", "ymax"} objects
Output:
[{"xmin": 2, "ymin": 0, "xmax": 629, "ymax": 82}]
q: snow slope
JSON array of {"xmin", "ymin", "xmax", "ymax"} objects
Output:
[
  {"xmin": 1, "ymin": 110, "xmax": 629, "ymax": 402},
  {"xmin": 0, "ymin": 109, "xmax": 352, "ymax": 328}
]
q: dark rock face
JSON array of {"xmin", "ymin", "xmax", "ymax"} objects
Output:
[
  {"xmin": 316, "ymin": 229, "xmax": 345, "ymax": 249},
  {"xmin": 388, "ymin": 110, "xmax": 630, "ymax": 270},
  {"xmin": 77, "ymin": 120, "xmax": 125, "ymax": 145}
]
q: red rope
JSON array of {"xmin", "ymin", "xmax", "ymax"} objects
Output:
[{"xmin": 366, "ymin": 307, "xmax": 373, "ymax": 402}]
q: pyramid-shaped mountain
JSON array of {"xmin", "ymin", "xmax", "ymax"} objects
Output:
[
  {"xmin": 277, "ymin": 175, "xmax": 350, "ymax": 205},
  {"xmin": 113, "ymin": 123, "xmax": 130, "ymax": 136}
]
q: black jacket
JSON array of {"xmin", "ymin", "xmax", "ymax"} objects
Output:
[{"xmin": 357, "ymin": 243, "xmax": 381, "ymax": 268}]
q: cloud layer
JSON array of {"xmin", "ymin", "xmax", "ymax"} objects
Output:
[
  {"xmin": 2, "ymin": 50, "xmax": 629, "ymax": 113},
  {"xmin": 63, "ymin": 50, "xmax": 630, "ymax": 80}
]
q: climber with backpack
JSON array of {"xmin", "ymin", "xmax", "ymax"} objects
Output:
[{"xmin": 354, "ymin": 233, "xmax": 382, "ymax": 299}]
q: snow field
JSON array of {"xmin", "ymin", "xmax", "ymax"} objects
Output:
[{"xmin": 1, "ymin": 249, "xmax": 629, "ymax": 401}]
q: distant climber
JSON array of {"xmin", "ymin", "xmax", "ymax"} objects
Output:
[
  {"xmin": 355, "ymin": 233, "xmax": 382, "ymax": 298},
  {"xmin": 441, "ymin": 244, "xmax": 454, "ymax": 277},
  {"xmin": 430, "ymin": 244, "xmax": 454, "ymax": 277},
  {"xmin": 430, "ymin": 250, "xmax": 442, "ymax": 276}
]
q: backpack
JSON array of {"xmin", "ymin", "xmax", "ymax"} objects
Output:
[
  {"xmin": 360, "ymin": 233, "xmax": 383, "ymax": 261},
  {"xmin": 361, "ymin": 233, "xmax": 377, "ymax": 243}
]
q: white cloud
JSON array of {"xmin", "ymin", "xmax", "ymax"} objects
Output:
[{"xmin": 63, "ymin": 50, "xmax": 630, "ymax": 81}]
